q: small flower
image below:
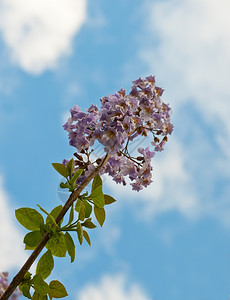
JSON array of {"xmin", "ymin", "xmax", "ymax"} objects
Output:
[{"xmin": 63, "ymin": 76, "xmax": 173, "ymax": 191}]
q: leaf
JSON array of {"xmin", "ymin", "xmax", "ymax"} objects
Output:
[
  {"xmin": 78, "ymin": 201, "xmax": 85, "ymax": 221},
  {"xmin": 52, "ymin": 163, "xmax": 69, "ymax": 178},
  {"xmin": 74, "ymin": 199, "xmax": 81, "ymax": 212},
  {"xmin": 59, "ymin": 182, "xmax": 70, "ymax": 189},
  {"xmin": 76, "ymin": 222, "xmax": 83, "ymax": 245},
  {"xmin": 46, "ymin": 234, "xmax": 67, "ymax": 257},
  {"xmin": 32, "ymin": 274, "xmax": 49, "ymax": 296},
  {"xmin": 66, "ymin": 159, "xmax": 74, "ymax": 176},
  {"xmin": 49, "ymin": 280, "xmax": 68, "ymax": 298},
  {"xmin": 46, "ymin": 205, "xmax": 63, "ymax": 226},
  {"xmin": 83, "ymin": 201, "xmax": 92, "ymax": 218},
  {"xmin": 94, "ymin": 206, "xmax": 106, "ymax": 227},
  {"xmin": 67, "ymin": 205, "xmax": 74, "ymax": 226},
  {"xmin": 36, "ymin": 250, "xmax": 54, "ymax": 280},
  {"xmin": 83, "ymin": 230, "xmax": 91, "ymax": 246},
  {"xmin": 81, "ymin": 218, "xmax": 97, "ymax": 229},
  {"xmin": 89, "ymin": 186, "xmax": 104, "ymax": 208},
  {"xmin": 91, "ymin": 175, "xmax": 102, "ymax": 192},
  {"xmin": 20, "ymin": 283, "xmax": 31, "ymax": 299},
  {"xmin": 70, "ymin": 169, "xmax": 83, "ymax": 186},
  {"xmin": 15, "ymin": 208, "xmax": 44, "ymax": 230},
  {"xmin": 31, "ymin": 291, "xmax": 40, "ymax": 300},
  {"xmin": 37, "ymin": 205, "xmax": 58, "ymax": 228},
  {"xmin": 64, "ymin": 232, "xmax": 75, "ymax": 263},
  {"xmin": 25, "ymin": 244, "xmax": 37, "ymax": 250},
  {"xmin": 24, "ymin": 271, "xmax": 32, "ymax": 280},
  {"xmin": 32, "ymin": 292, "xmax": 48, "ymax": 300},
  {"xmin": 24, "ymin": 231, "xmax": 43, "ymax": 248},
  {"xmin": 104, "ymin": 194, "xmax": 116, "ymax": 205}
]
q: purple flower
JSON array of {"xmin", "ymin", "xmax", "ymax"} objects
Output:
[
  {"xmin": 62, "ymin": 159, "xmax": 69, "ymax": 166},
  {"xmin": 63, "ymin": 76, "xmax": 173, "ymax": 191},
  {"xmin": 70, "ymin": 105, "xmax": 86, "ymax": 120},
  {"xmin": 138, "ymin": 147, "xmax": 155, "ymax": 160},
  {"xmin": 130, "ymin": 181, "xmax": 143, "ymax": 191}
]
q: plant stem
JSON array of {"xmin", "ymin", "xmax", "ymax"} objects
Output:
[{"xmin": 0, "ymin": 154, "xmax": 110, "ymax": 300}]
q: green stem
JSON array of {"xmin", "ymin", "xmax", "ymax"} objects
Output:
[{"xmin": 59, "ymin": 219, "xmax": 79, "ymax": 231}]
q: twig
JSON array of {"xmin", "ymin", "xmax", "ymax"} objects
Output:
[{"xmin": 1, "ymin": 154, "xmax": 110, "ymax": 300}]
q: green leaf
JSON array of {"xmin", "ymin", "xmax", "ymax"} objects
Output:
[
  {"xmin": 59, "ymin": 182, "xmax": 70, "ymax": 189},
  {"xmin": 32, "ymin": 293, "xmax": 48, "ymax": 300},
  {"xmin": 32, "ymin": 274, "xmax": 49, "ymax": 296},
  {"xmin": 94, "ymin": 206, "xmax": 106, "ymax": 227},
  {"xmin": 89, "ymin": 186, "xmax": 104, "ymax": 208},
  {"xmin": 20, "ymin": 283, "xmax": 31, "ymax": 299},
  {"xmin": 36, "ymin": 250, "xmax": 54, "ymax": 280},
  {"xmin": 24, "ymin": 231, "xmax": 43, "ymax": 248},
  {"xmin": 91, "ymin": 175, "xmax": 102, "ymax": 192},
  {"xmin": 15, "ymin": 208, "xmax": 44, "ymax": 230},
  {"xmin": 83, "ymin": 201, "xmax": 92, "ymax": 218},
  {"xmin": 24, "ymin": 271, "xmax": 32, "ymax": 281},
  {"xmin": 46, "ymin": 205, "xmax": 63, "ymax": 226},
  {"xmin": 78, "ymin": 201, "xmax": 85, "ymax": 221},
  {"xmin": 25, "ymin": 244, "xmax": 37, "ymax": 250},
  {"xmin": 64, "ymin": 232, "xmax": 75, "ymax": 263},
  {"xmin": 32, "ymin": 292, "xmax": 48, "ymax": 300},
  {"xmin": 46, "ymin": 234, "xmax": 67, "ymax": 257},
  {"xmin": 31, "ymin": 291, "xmax": 40, "ymax": 300},
  {"xmin": 70, "ymin": 169, "xmax": 83, "ymax": 187},
  {"xmin": 67, "ymin": 205, "xmax": 74, "ymax": 226},
  {"xmin": 66, "ymin": 159, "xmax": 74, "ymax": 176},
  {"xmin": 74, "ymin": 199, "xmax": 81, "ymax": 212},
  {"xmin": 76, "ymin": 222, "xmax": 83, "ymax": 245},
  {"xmin": 81, "ymin": 218, "xmax": 97, "ymax": 229},
  {"xmin": 37, "ymin": 205, "xmax": 58, "ymax": 228},
  {"xmin": 104, "ymin": 194, "xmax": 116, "ymax": 205},
  {"xmin": 52, "ymin": 163, "xmax": 69, "ymax": 178},
  {"xmin": 49, "ymin": 280, "xmax": 68, "ymax": 299},
  {"xmin": 83, "ymin": 230, "xmax": 91, "ymax": 246}
]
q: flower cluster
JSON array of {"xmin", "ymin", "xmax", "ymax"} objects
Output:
[
  {"xmin": 63, "ymin": 76, "xmax": 173, "ymax": 191},
  {"xmin": 0, "ymin": 273, "xmax": 20, "ymax": 300}
]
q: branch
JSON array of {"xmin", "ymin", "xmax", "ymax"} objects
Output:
[{"xmin": 0, "ymin": 154, "xmax": 110, "ymax": 300}]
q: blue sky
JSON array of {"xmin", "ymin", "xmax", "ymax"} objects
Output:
[{"xmin": 0, "ymin": 0, "xmax": 230, "ymax": 299}]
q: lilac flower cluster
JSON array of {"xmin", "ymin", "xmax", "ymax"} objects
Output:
[
  {"xmin": 63, "ymin": 76, "xmax": 173, "ymax": 191},
  {"xmin": 0, "ymin": 273, "xmax": 20, "ymax": 299}
]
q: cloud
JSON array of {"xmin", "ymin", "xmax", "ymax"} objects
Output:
[
  {"xmin": 76, "ymin": 274, "xmax": 151, "ymax": 300},
  {"xmin": 0, "ymin": 175, "xmax": 28, "ymax": 270},
  {"xmin": 120, "ymin": 0, "xmax": 230, "ymax": 224},
  {"xmin": 0, "ymin": 0, "xmax": 87, "ymax": 74},
  {"xmin": 141, "ymin": 0, "xmax": 230, "ymax": 141}
]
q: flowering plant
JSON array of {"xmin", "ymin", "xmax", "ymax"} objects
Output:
[
  {"xmin": 64, "ymin": 75, "xmax": 173, "ymax": 191},
  {"xmin": 0, "ymin": 76, "xmax": 173, "ymax": 300}
]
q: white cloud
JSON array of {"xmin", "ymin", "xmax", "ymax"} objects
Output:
[
  {"xmin": 141, "ymin": 0, "xmax": 230, "ymax": 140},
  {"xmin": 105, "ymin": 138, "xmax": 200, "ymax": 220},
  {"xmin": 124, "ymin": 0, "xmax": 230, "ymax": 224},
  {"xmin": 0, "ymin": 176, "xmax": 28, "ymax": 270},
  {"xmin": 76, "ymin": 274, "xmax": 151, "ymax": 300},
  {"xmin": 0, "ymin": 0, "xmax": 87, "ymax": 74}
]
